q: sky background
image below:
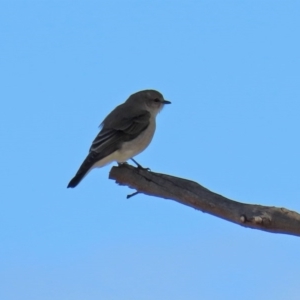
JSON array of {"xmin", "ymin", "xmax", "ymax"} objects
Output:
[{"xmin": 1, "ymin": 1, "xmax": 300, "ymax": 299}]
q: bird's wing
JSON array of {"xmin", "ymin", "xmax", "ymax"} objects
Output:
[
  {"xmin": 90, "ymin": 104, "xmax": 151, "ymax": 152},
  {"xmin": 67, "ymin": 105, "xmax": 150, "ymax": 188}
]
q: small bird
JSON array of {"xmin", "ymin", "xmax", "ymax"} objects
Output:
[{"xmin": 67, "ymin": 89, "xmax": 171, "ymax": 188}]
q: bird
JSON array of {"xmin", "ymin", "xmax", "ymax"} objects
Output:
[{"xmin": 67, "ymin": 89, "xmax": 171, "ymax": 188}]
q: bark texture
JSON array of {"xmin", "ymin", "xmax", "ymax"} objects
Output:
[{"xmin": 109, "ymin": 164, "xmax": 300, "ymax": 237}]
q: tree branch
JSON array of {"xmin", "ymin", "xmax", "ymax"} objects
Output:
[{"xmin": 109, "ymin": 164, "xmax": 300, "ymax": 237}]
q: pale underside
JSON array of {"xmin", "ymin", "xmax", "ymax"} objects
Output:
[{"xmin": 92, "ymin": 117, "xmax": 156, "ymax": 169}]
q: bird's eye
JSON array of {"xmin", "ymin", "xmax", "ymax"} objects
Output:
[{"xmin": 154, "ymin": 98, "xmax": 160, "ymax": 102}]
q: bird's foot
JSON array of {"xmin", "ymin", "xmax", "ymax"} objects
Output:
[{"xmin": 130, "ymin": 158, "xmax": 151, "ymax": 171}]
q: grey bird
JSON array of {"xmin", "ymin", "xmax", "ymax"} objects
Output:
[{"xmin": 67, "ymin": 89, "xmax": 171, "ymax": 188}]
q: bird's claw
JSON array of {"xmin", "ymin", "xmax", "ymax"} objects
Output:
[
  {"xmin": 137, "ymin": 165, "xmax": 151, "ymax": 171},
  {"xmin": 130, "ymin": 158, "xmax": 151, "ymax": 171}
]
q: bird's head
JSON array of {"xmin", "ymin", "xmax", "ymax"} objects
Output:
[{"xmin": 127, "ymin": 89, "xmax": 171, "ymax": 116}]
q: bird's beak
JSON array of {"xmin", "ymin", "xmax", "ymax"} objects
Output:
[{"xmin": 162, "ymin": 100, "xmax": 171, "ymax": 104}]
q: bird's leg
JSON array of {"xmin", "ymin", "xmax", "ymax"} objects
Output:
[{"xmin": 130, "ymin": 158, "xmax": 150, "ymax": 171}]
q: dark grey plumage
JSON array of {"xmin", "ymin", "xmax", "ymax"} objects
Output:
[{"xmin": 67, "ymin": 90, "xmax": 170, "ymax": 188}]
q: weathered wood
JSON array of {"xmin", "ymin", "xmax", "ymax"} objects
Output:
[{"xmin": 109, "ymin": 164, "xmax": 300, "ymax": 237}]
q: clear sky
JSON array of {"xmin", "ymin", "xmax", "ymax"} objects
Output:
[{"xmin": 1, "ymin": 1, "xmax": 300, "ymax": 299}]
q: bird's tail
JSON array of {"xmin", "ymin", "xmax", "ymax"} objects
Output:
[
  {"xmin": 67, "ymin": 152, "xmax": 99, "ymax": 188},
  {"xmin": 67, "ymin": 171, "xmax": 87, "ymax": 188}
]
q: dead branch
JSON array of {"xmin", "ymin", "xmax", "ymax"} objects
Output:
[{"xmin": 109, "ymin": 164, "xmax": 300, "ymax": 237}]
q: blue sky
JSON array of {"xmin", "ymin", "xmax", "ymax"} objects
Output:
[{"xmin": 1, "ymin": 1, "xmax": 300, "ymax": 299}]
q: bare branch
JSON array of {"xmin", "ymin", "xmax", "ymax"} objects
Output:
[{"xmin": 109, "ymin": 164, "xmax": 300, "ymax": 237}]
